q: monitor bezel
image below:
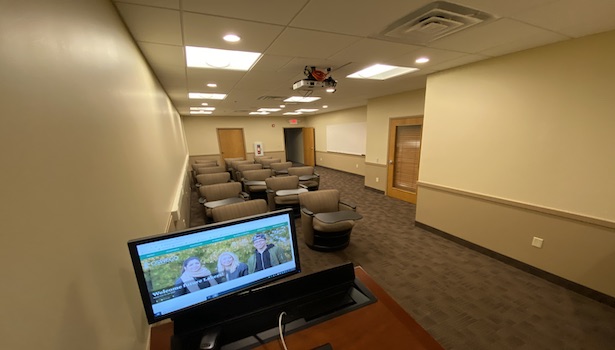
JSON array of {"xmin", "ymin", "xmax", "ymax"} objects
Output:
[{"xmin": 127, "ymin": 208, "xmax": 301, "ymax": 324}]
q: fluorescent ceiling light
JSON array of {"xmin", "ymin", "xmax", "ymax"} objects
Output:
[
  {"xmin": 284, "ymin": 96, "xmax": 321, "ymax": 103},
  {"xmin": 347, "ymin": 64, "xmax": 418, "ymax": 80},
  {"xmin": 190, "ymin": 111, "xmax": 213, "ymax": 115},
  {"xmin": 296, "ymin": 108, "xmax": 318, "ymax": 113},
  {"xmin": 250, "ymin": 111, "xmax": 269, "ymax": 115},
  {"xmin": 186, "ymin": 46, "xmax": 261, "ymax": 71},
  {"xmin": 190, "ymin": 107, "xmax": 216, "ymax": 111},
  {"xmin": 189, "ymin": 92, "xmax": 227, "ymax": 100},
  {"xmin": 258, "ymin": 108, "xmax": 281, "ymax": 112},
  {"xmin": 415, "ymin": 57, "xmax": 430, "ymax": 64},
  {"xmin": 283, "ymin": 112, "xmax": 302, "ymax": 115},
  {"xmin": 322, "ymin": 105, "xmax": 328, "ymax": 108},
  {"xmin": 206, "ymin": 83, "xmax": 217, "ymax": 88}
]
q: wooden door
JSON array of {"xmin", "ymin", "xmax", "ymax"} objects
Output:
[
  {"xmin": 386, "ymin": 117, "xmax": 423, "ymax": 204},
  {"xmin": 217, "ymin": 128, "xmax": 246, "ymax": 160},
  {"xmin": 302, "ymin": 127, "xmax": 315, "ymax": 166}
]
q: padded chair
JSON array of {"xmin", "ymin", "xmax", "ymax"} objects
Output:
[
  {"xmin": 298, "ymin": 189, "xmax": 362, "ymax": 251},
  {"xmin": 223, "ymin": 157, "xmax": 244, "ymax": 171},
  {"xmin": 264, "ymin": 175, "xmax": 306, "ymax": 213},
  {"xmin": 254, "ymin": 156, "xmax": 272, "ymax": 165},
  {"xmin": 196, "ymin": 165, "xmax": 227, "ymax": 175},
  {"xmin": 241, "ymin": 169, "xmax": 273, "ymax": 200},
  {"xmin": 270, "ymin": 161, "xmax": 292, "ymax": 176},
  {"xmin": 260, "ymin": 158, "xmax": 281, "ymax": 169},
  {"xmin": 288, "ymin": 166, "xmax": 320, "ymax": 191},
  {"xmin": 200, "ymin": 182, "xmax": 248, "ymax": 222},
  {"xmin": 211, "ymin": 199, "xmax": 268, "ymax": 223},
  {"xmin": 235, "ymin": 163, "xmax": 263, "ymax": 182},
  {"xmin": 194, "ymin": 159, "xmax": 218, "ymax": 165},
  {"xmin": 196, "ymin": 172, "xmax": 232, "ymax": 202}
]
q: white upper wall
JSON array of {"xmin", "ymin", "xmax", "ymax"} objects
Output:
[
  {"xmin": 0, "ymin": 0, "xmax": 188, "ymax": 349},
  {"xmin": 421, "ymin": 30, "xmax": 615, "ymax": 222}
]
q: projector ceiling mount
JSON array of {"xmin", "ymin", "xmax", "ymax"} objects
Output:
[{"xmin": 293, "ymin": 66, "xmax": 337, "ymax": 93}]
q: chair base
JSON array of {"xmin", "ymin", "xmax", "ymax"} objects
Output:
[{"xmin": 306, "ymin": 229, "xmax": 351, "ymax": 252}]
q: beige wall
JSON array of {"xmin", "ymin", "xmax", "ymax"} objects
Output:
[
  {"xmin": 182, "ymin": 115, "xmax": 306, "ymax": 156},
  {"xmin": 0, "ymin": 1, "xmax": 189, "ymax": 349},
  {"xmin": 417, "ymin": 30, "xmax": 615, "ymax": 297}
]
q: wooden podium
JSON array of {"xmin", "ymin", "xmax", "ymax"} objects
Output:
[{"xmin": 150, "ymin": 266, "xmax": 443, "ymax": 350}]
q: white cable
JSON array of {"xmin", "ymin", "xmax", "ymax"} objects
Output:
[{"xmin": 278, "ymin": 311, "xmax": 288, "ymax": 350}]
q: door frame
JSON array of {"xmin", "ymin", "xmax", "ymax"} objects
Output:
[{"xmin": 386, "ymin": 116, "xmax": 424, "ymax": 204}]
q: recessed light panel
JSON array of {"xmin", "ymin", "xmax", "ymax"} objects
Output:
[
  {"xmin": 284, "ymin": 96, "xmax": 321, "ymax": 103},
  {"xmin": 188, "ymin": 92, "xmax": 227, "ymax": 100},
  {"xmin": 347, "ymin": 64, "xmax": 418, "ymax": 80},
  {"xmin": 186, "ymin": 46, "xmax": 261, "ymax": 71}
]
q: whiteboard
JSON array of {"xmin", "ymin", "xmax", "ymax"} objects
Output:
[{"xmin": 326, "ymin": 122, "xmax": 366, "ymax": 155}]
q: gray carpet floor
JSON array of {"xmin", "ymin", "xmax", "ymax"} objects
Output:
[{"xmin": 190, "ymin": 166, "xmax": 615, "ymax": 350}]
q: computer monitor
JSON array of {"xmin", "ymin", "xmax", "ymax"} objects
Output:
[{"xmin": 127, "ymin": 209, "xmax": 301, "ymax": 324}]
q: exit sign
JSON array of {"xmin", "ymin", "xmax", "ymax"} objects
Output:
[{"xmin": 288, "ymin": 119, "xmax": 298, "ymax": 124}]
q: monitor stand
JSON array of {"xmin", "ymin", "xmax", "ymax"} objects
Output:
[{"xmin": 171, "ymin": 262, "xmax": 376, "ymax": 350}]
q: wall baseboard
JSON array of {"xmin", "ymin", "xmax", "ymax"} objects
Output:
[{"xmin": 416, "ymin": 221, "xmax": 615, "ymax": 309}]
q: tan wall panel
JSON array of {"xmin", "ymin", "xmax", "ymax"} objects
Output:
[
  {"xmin": 365, "ymin": 163, "xmax": 387, "ymax": 191},
  {"xmin": 416, "ymin": 186, "xmax": 615, "ymax": 297},
  {"xmin": 316, "ymin": 151, "xmax": 365, "ymax": 175}
]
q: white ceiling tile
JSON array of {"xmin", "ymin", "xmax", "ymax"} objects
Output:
[
  {"xmin": 249, "ymin": 55, "xmax": 295, "ymax": 72},
  {"xmin": 266, "ymin": 28, "xmax": 359, "ymax": 59},
  {"xmin": 181, "ymin": 0, "xmax": 308, "ymax": 25},
  {"xmin": 113, "ymin": 0, "xmax": 179, "ymax": 9},
  {"xmin": 511, "ymin": 0, "xmax": 615, "ymax": 38},
  {"xmin": 429, "ymin": 18, "xmax": 565, "ymax": 54},
  {"xmin": 291, "ymin": 0, "xmax": 433, "ymax": 36},
  {"xmin": 137, "ymin": 42, "xmax": 185, "ymax": 68},
  {"xmin": 451, "ymin": 0, "xmax": 558, "ymax": 17},
  {"xmin": 115, "ymin": 3, "xmax": 181, "ymax": 45},
  {"xmin": 329, "ymin": 39, "xmax": 422, "ymax": 65},
  {"xmin": 182, "ymin": 12, "xmax": 285, "ymax": 51}
]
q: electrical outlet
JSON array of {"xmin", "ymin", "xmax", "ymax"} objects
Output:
[
  {"xmin": 319, "ymin": 157, "xmax": 322, "ymax": 161},
  {"xmin": 355, "ymin": 164, "xmax": 359, "ymax": 168},
  {"xmin": 531, "ymin": 237, "xmax": 544, "ymax": 248},
  {"xmin": 375, "ymin": 177, "xmax": 379, "ymax": 183}
]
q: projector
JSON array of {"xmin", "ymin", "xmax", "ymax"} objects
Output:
[{"xmin": 293, "ymin": 79, "xmax": 336, "ymax": 91}]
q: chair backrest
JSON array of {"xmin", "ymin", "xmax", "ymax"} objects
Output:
[
  {"xmin": 196, "ymin": 172, "xmax": 230, "ymax": 186},
  {"xmin": 242, "ymin": 169, "xmax": 273, "ymax": 181},
  {"xmin": 265, "ymin": 175, "xmax": 299, "ymax": 192},
  {"xmin": 192, "ymin": 162, "xmax": 217, "ymax": 171},
  {"xmin": 194, "ymin": 159, "xmax": 218, "ymax": 164},
  {"xmin": 223, "ymin": 157, "xmax": 244, "ymax": 170},
  {"xmin": 254, "ymin": 156, "xmax": 273, "ymax": 164},
  {"xmin": 260, "ymin": 158, "xmax": 281, "ymax": 168},
  {"xmin": 288, "ymin": 166, "xmax": 314, "ymax": 177},
  {"xmin": 231, "ymin": 159, "xmax": 254, "ymax": 171},
  {"xmin": 270, "ymin": 161, "xmax": 292, "ymax": 174},
  {"xmin": 211, "ymin": 199, "xmax": 268, "ymax": 223},
  {"xmin": 298, "ymin": 189, "xmax": 341, "ymax": 213},
  {"xmin": 200, "ymin": 182, "xmax": 242, "ymax": 202},
  {"xmin": 236, "ymin": 163, "xmax": 263, "ymax": 181},
  {"xmin": 196, "ymin": 165, "xmax": 227, "ymax": 175}
]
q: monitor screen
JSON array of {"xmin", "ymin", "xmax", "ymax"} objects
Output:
[{"xmin": 127, "ymin": 209, "xmax": 301, "ymax": 324}]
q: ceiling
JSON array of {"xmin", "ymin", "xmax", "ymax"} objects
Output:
[{"xmin": 112, "ymin": 0, "xmax": 615, "ymax": 117}]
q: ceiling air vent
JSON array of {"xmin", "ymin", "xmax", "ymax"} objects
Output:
[
  {"xmin": 378, "ymin": 1, "xmax": 496, "ymax": 44},
  {"xmin": 257, "ymin": 96, "xmax": 287, "ymax": 101}
]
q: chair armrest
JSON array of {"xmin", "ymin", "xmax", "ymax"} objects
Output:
[
  {"xmin": 339, "ymin": 199, "xmax": 357, "ymax": 210},
  {"xmin": 239, "ymin": 191, "xmax": 250, "ymax": 200},
  {"xmin": 301, "ymin": 207, "xmax": 314, "ymax": 216},
  {"xmin": 299, "ymin": 184, "xmax": 308, "ymax": 189}
]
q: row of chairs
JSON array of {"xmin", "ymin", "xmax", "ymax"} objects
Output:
[{"xmin": 190, "ymin": 157, "xmax": 362, "ymax": 251}]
